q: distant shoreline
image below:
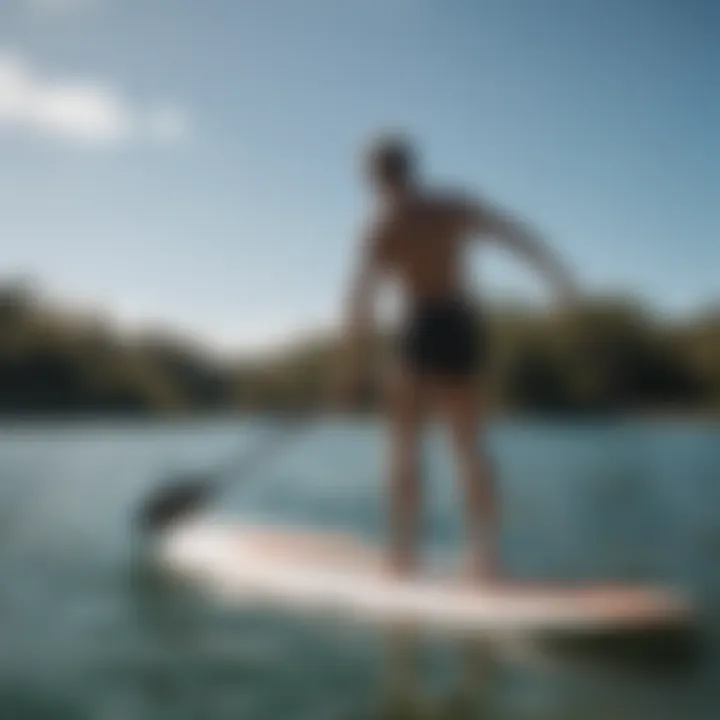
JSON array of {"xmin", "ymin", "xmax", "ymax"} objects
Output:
[
  {"xmin": 0, "ymin": 409, "xmax": 717, "ymax": 426},
  {"xmin": 1, "ymin": 280, "xmax": 718, "ymax": 421}
]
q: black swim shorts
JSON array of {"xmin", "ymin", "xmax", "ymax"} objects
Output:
[{"xmin": 399, "ymin": 297, "xmax": 486, "ymax": 378}]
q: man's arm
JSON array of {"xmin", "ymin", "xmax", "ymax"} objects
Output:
[
  {"xmin": 336, "ymin": 222, "xmax": 386, "ymax": 402},
  {"xmin": 462, "ymin": 197, "xmax": 578, "ymax": 301}
]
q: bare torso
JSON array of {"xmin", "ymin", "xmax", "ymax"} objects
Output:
[{"xmin": 374, "ymin": 190, "xmax": 476, "ymax": 306}]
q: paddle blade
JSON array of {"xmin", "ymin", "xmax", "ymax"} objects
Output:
[{"xmin": 136, "ymin": 473, "xmax": 215, "ymax": 533}]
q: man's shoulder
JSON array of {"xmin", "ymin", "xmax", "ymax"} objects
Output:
[{"xmin": 422, "ymin": 186, "xmax": 479, "ymax": 214}]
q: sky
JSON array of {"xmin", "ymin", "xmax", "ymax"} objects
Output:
[{"xmin": 0, "ymin": 0, "xmax": 718, "ymax": 352}]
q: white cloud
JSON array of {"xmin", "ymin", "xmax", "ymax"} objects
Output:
[{"xmin": 0, "ymin": 52, "xmax": 191, "ymax": 147}]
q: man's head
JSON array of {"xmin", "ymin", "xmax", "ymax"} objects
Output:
[{"xmin": 365, "ymin": 134, "xmax": 417, "ymax": 195}]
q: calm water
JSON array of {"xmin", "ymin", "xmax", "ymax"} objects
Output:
[{"xmin": 0, "ymin": 418, "xmax": 719, "ymax": 720}]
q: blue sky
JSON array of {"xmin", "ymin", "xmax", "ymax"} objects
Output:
[{"xmin": 0, "ymin": 0, "xmax": 717, "ymax": 350}]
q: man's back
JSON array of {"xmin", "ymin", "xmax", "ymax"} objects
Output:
[{"xmin": 375, "ymin": 190, "xmax": 474, "ymax": 303}]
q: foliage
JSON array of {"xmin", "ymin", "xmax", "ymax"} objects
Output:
[{"xmin": 0, "ymin": 279, "xmax": 717, "ymax": 416}]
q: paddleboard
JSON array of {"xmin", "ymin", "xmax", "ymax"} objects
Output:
[{"xmin": 157, "ymin": 519, "xmax": 693, "ymax": 637}]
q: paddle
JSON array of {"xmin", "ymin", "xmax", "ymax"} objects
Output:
[{"xmin": 136, "ymin": 411, "xmax": 314, "ymax": 533}]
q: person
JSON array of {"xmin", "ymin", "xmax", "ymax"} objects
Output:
[{"xmin": 336, "ymin": 134, "xmax": 578, "ymax": 581}]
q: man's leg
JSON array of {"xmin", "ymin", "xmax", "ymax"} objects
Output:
[
  {"xmin": 386, "ymin": 368, "xmax": 425, "ymax": 575},
  {"xmin": 439, "ymin": 379, "xmax": 498, "ymax": 580}
]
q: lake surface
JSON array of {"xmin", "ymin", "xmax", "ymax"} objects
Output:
[{"xmin": 0, "ymin": 418, "xmax": 719, "ymax": 719}]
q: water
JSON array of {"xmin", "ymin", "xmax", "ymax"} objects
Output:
[{"xmin": 0, "ymin": 418, "xmax": 719, "ymax": 719}]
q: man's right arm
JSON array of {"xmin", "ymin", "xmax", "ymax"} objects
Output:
[
  {"xmin": 334, "ymin": 220, "xmax": 386, "ymax": 407},
  {"xmin": 460, "ymin": 196, "xmax": 578, "ymax": 302}
]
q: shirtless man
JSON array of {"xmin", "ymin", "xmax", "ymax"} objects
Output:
[{"xmin": 338, "ymin": 135, "xmax": 577, "ymax": 580}]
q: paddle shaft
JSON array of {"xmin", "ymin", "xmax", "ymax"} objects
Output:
[
  {"xmin": 137, "ymin": 411, "xmax": 320, "ymax": 531},
  {"xmin": 210, "ymin": 412, "xmax": 317, "ymax": 493}
]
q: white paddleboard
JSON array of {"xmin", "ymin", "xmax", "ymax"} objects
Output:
[{"xmin": 157, "ymin": 519, "xmax": 692, "ymax": 637}]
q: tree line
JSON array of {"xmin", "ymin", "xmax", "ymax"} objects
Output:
[{"xmin": 0, "ymin": 279, "xmax": 718, "ymax": 417}]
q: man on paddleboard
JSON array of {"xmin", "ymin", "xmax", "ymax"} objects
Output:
[{"xmin": 338, "ymin": 134, "xmax": 578, "ymax": 580}]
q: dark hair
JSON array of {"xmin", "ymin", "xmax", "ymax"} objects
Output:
[{"xmin": 366, "ymin": 135, "xmax": 416, "ymax": 185}]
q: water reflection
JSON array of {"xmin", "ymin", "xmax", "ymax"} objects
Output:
[
  {"xmin": 381, "ymin": 624, "xmax": 704, "ymax": 720},
  {"xmin": 380, "ymin": 629, "xmax": 497, "ymax": 719}
]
